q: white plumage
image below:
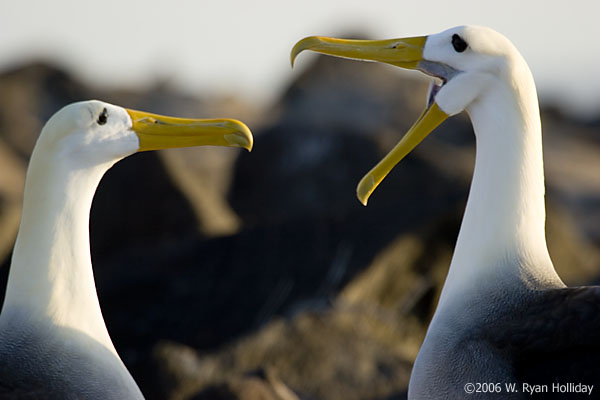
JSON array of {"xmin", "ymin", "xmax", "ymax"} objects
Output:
[
  {"xmin": 293, "ymin": 25, "xmax": 600, "ymax": 399},
  {"xmin": 0, "ymin": 100, "xmax": 252, "ymax": 398}
]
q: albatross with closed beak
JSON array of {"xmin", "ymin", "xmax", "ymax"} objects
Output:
[{"xmin": 0, "ymin": 100, "xmax": 252, "ymax": 398}]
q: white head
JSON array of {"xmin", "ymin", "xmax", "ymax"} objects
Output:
[
  {"xmin": 421, "ymin": 25, "xmax": 532, "ymax": 116},
  {"xmin": 424, "ymin": 25, "xmax": 518, "ymax": 69},
  {"xmin": 35, "ymin": 99, "xmax": 253, "ymax": 170},
  {"xmin": 292, "ymin": 25, "xmax": 535, "ymax": 204},
  {"xmin": 37, "ymin": 101, "xmax": 139, "ymax": 168}
]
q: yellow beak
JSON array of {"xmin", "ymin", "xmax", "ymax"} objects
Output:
[
  {"xmin": 126, "ymin": 109, "xmax": 253, "ymax": 152},
  {"xmin": 291, "ymin": 36, "xmax": 427, "ymax": 69},
  {"xmin": 291, "ymin": 35, "xmax": 449, "ymax": 205},
  {"xmin": 357, "ymin": 103, "xmax": 447, "ymax": 205}
]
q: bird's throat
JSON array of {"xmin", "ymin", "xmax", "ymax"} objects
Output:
[
  {"xmin": 438, "ymin": 81, "xmax": 564, "ymax": 309},
  {"xmin": 2, "ymin": 150, "xmax": 116, "ymax": 351}
]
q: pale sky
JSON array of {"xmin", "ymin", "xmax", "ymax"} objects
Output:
[{"xmin": 2, "ymin": 0, "xmax": 600, "ymax": 116}]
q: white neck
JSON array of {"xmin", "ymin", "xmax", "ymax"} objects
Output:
[
  {"xmin": 437, "ymin": 72, "xmax": 564, "ymax": 310},
  {"xmin": 2, "ymin": 146, "xmax": 117, "ymax": 354}
]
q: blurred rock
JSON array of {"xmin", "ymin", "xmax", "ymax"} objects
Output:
[
  {"xmin": 159, "ymin": 146, "xmax": 245, "ymax": 236},
  {"xmin": 0, "ymin": 62, "xmax": 90, "ymax": 159},
  {"xmin": 89, "ymin": 151, "xmax": 199, "ymax": 258},
  {"xmin": 0, "ymin": 138, "xmax": 25, "ymax": 265},
  {"xmin": 191, "ymin": 378, "xmax": 293, "ymax": 400},
  {"xmin": 149, "ymin": 307, "xmax": 414, "ymax": 400},
  {"xmin": 546, "ymin": 202, "xmax": 600, "ymax": 285},
  {"xmin": 230, "ymin": 124, "xmax": 382, "ymax": 227},
  {"xmin": 151, "ymin": 342, "xmax": 299, "ymax": 400},
  {"xmin": 282, "ymin": 53, "xmax": 427, "ymax": 132},
  {"xmin": 541, "ymin": 108, "xmax": 600, "ymax": 244}
]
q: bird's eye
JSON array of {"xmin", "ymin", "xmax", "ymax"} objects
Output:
[
  {"xmin": 452, "ymin": 34, "xmax": 468, "ymax": 53},
  {"xmin": 97, "ymin": 108, "xmax": 108, "ymax": 125}
]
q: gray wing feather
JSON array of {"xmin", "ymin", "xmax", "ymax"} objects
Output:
[{"xmin": 491, "ymin": 286, "xmax": 600, "ymax": 384}]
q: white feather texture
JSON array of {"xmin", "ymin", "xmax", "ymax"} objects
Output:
[
  {"xmin": 0, "ymin": 101, "xmax": 143, "ymax": 399},
  {"xmin": 409, "ymin": 26, "xmax": 565, "ymax": 399}
]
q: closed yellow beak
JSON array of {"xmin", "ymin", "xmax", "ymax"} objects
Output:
[{"xmin": 127, "ymin": 109, "xmax": 253, "ymax": 152}]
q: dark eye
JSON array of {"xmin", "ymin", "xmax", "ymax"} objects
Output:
[
  {"xmin": 452, "ymin": 34, "xmax": 468, "ymax": 53},
  {"xmin": 97, "ymin": 108, "xmax": 108, "ymax": 125}
]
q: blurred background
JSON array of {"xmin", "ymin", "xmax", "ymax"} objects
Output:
[{"xmin": 1, "ymin": 1, "xmax": 599, "ymax": 399}]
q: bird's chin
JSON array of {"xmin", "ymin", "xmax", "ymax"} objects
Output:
[
  {"xmin": 418, "ymin": 60, "xmax": 460, "ymax": 108},
  {"xmin": 426, "ymin": 79, "xmax": 444, "ymax": 108}
]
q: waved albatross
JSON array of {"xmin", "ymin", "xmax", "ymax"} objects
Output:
[
  {"xmin": 292, "ymin": 26, "xmax": 600, "ymax": 398},
  {"xmin": 0, "ymin": 100, "xmax": 253, "ymax": 399}
]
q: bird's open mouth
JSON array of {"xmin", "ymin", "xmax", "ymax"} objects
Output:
[
  {"xmin": 418, "ymin": 60, "xmax": 460, "ymax": 107},
  {"xmin": 427, "ymin": 79, "xmax": 444, "ymax": 107},
  {"xmin": 291, "ymin": 35, "xmax": 460, "ymax": 205}
]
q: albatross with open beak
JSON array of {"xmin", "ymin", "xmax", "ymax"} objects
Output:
[
  {"xmin": 293, "ymin": 25, "xmax": 599, "ymax": 399},
  {"xmin": 0, "ymin": 100, "xmax": 252, "ymax": 399}
]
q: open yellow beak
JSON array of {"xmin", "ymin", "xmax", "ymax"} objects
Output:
[
  {"xmin": 356, "ymin": 103, "xmax": 447, "ymax": 205},
  {"xmin": 291, "ymin": 35, "xmax": 449, "ymax": 205},
  {"xmin": 126, "ymin": 109, "xmax": 253, "ymax": 152}
]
